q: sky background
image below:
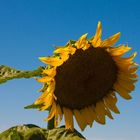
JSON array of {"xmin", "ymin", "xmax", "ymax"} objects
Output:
[{"xmin": 0, "ymin": 0, "xmax": 140, "ymax": 140}]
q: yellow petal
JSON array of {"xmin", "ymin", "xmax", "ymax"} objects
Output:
[
  {"xmin": 56, "ymin": 104, "xmax": 63, "ymax": 121},
  {"xmin": 54, "ymin": 115, "xmax": 59, "ymax": 127},
  {"xmin": 91, "ymin": 21, "xmax": 102, "ymax": 47},
  {"xmin": 74, "ymin": 109, "xmax": 87, "ymax": 131},
  {"xmin": 46, "ymin": 80, "xmax": 56, "ymax": 93},
  {"xmin": 104, "ymin": 94, "xmax": 120, "ymax": 114},
  {"xmin": 118, "ymin": 79, "xmax": 135, "ymax": 92},
  {"xmin": 39, "ymin": 57, "xmax": 63, "ymax": 66},
  {"xmin": 75, "ymin": 33, "xmax": 88, "ymax": 49},
  {"xmin": 113, "ymin": 52, "xmax": 137, "ymax": 63},
  {"xmin": 34, "ymin": 89, "xmax": 50, "ymax": 105},
  {"xmin": 101, "ymin": 32, "xmax": 121, "ymax": 47},
  {"xmin": 105, "ymin": 107, "xmax": 114, "ymax": 119},
  {"xmin": 114, "ymin": 83, "xmax": 132, "ymax": 100},
  {"xmin": 128, "ymin": 67, "xmax": 138, "ymax": 74},
  {"xmin": 43, "ymin": 68, "xmax": 56, "ymax": 77},
  {"xmin": 99, "ymin": 98, "xmax": 114, "ymax": 119},
  {"xmin": 63, "ymin": 107, "xmax": 74, "ymax": 131},
  {"xmin": 118, "ymin": 71, "xmax": 138, "ymax": 79},
  {"xmin": 54, "ymin": 46, "xmax": 68, "ymax": 54},
  {"xmin": 36, "ymin": 76, "xmax": 53, "ymax": 83},
  {"xmin": 40, "ymin": 93, "xmax": 53, "ymax": 110},
  {"xmin": 108, "ymin": 45, "xmax": 131, "ymax": 56},
  {"xmin": 54, "ymin": 104, "xmax": 63, "ymax": 127},
  {"xmin": 47, "ymin": 101, "xmax": 56, "ymax": 121},
  {"xmin": 108, "ymin": 92, "xmax": 117, "ymax": 103},
  {"xmin": 95, "ymin": 101, "xmax": 105, "ymax": 116},
  {"xmin": 117, "ymin": 74, "xmax": 137, "ymax": 83},
  {"xmin": 115, "ymin": 61, "xmax": 136, "ymax": 71},
  {"xmin": 92, "ymin": 105, "xmax": 105, "ymax": 124},
  {"xmin": 59, "ymin": 52, "xmax": 69, "ymax": 62},
  {"xmin": 94, "ymin": 101, "xmax": 106, "ymax": 124},
  {"xmin": 81, "ymin": 107, "xmax": 94, "ymax": 127},
  {"xmin": 54, "ymin": 45, "xmax": 76, "ymax": 55},
  {"xmin": 87, "ymin": 106, "xmax": 96, "ymax": 127},
  {"xmin": 68, "ymin": 45, "xmax": 76, "ymax": 55},
  {"xmin": 82, "ymin": 42, "xmax": 91, "ymax": 51}
]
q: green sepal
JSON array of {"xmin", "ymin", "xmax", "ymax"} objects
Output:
[
  {"xmin": 69, "ymin": 40, "xmax": 76, "ymax": 44},
  {"xmin": 24, "ymin": 103, "xmax": 50, "ymax": 111},
  {"xmin": 24, "ymin": 103, "xmax": 44, "ymax": 109}
]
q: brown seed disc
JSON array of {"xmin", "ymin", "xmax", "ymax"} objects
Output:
[{"xmin": 54, "ymin": 47, "xmax": 118, "ymax": 109}]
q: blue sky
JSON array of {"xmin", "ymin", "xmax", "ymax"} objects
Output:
[{"xmin": 0, "ymin": 0, "xmax": 140, "ymax": 140}]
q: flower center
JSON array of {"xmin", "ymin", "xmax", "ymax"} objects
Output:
[{"xmin": 54, "ymin": 47, "xmax": 118, "ymax": 109}]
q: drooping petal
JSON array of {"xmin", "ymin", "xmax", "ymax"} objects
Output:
[
  {"xmin": 94, "ymin": 101, "xmax": 106, "ymax": 124},
  {"xmin": 63, "ymin": 107, "xmax": 74, "ymax": 131},
  {"xmin": 53, "ymin": 104, "xmax": 63, "ymax": 128},
  {"xmin": 87, "ymin": 106, "xmax": 96, "ymax": 127},
  {"xmin": 74, "ymin": 109, "xmax": 87, "ymax": 131},
  {"xmin": 81, "ymin": 107, "xmax": 94, "ymax": 127},
  {"xmin": 56, "ymin": 104, "xmax": 63, "ymax": 122},
  {"xmin": 101, "ymin": 32, "xmax": 121, "ymax": 47},
  {"xmin": 47, "ymin": 101, "xmax": 57, "ymax": 121},
  {"xmin": 95, "ymin": 101, "xmax": 105, "ymax": 116}
]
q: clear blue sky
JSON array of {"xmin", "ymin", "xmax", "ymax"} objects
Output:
[{"xmin": 0, "ymin": 0, "xmax": 140, "ymax": 140}]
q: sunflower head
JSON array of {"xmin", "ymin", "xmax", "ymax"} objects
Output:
[{"xmin": 35, "ymin": 22, "xmax": 138, "ymax": 131}]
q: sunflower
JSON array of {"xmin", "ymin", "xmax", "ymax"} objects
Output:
[{"xmin": 34, "ymin": 22, "xmax": 138, "ymax": 131}]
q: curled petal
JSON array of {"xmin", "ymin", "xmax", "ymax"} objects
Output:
[{"xmin": 74, "ymin": 109, "xmax": 87, "ymax": 131}]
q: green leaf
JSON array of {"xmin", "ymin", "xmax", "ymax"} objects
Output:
[
  {"xmin": 0, "ymin": 65, "xmax": 44, "ymax": 84},
  {"xmin": 0, "ymin": 124, "xmax": 86, "ymax": 140}
]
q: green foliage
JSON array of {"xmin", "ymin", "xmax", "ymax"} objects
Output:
[
  {"xmin": 0, "ymin": 65, "xmax": 43, "ymax": 84},
  {"xmin": 0, "ymin": 124, "xmax": 85, "ymax": 140}
]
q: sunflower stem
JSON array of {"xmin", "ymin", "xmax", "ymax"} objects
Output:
[
  {"xmin": 47, "ymin": 117, "xmax": 55, "ymax": 130},
  {"xmin": 0, "ymin": 65, "xmax": 44, "ymax": 84}
]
